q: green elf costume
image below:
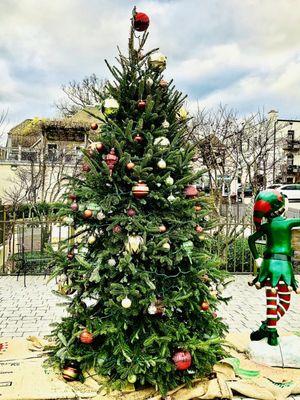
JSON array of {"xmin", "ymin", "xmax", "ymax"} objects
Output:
[{"xmin": 248, "ymin": 189, "xmax": 300, "ymax": 346}]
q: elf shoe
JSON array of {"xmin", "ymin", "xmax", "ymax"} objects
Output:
[
  {"xmin": 267, "ymin": 329, "xmax": 279, "ymax": 346},
  {"xmin": 250, "ymin": 320, "xmax": 268, "ymax": 341}
]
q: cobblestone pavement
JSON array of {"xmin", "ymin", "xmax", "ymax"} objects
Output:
[{"xmin": 0, "ymin": 275, "xmax": 300, "ymax": 338}]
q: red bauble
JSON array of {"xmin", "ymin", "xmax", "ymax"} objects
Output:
[
  {"xmin": 82, "ymin": 163, "xmax": 91, "ymax": 173},
  {"xmin": 159, "ymin": 79, "xmax": 168, "ymax": 88},
  {"xmin": 126, "ymin": 161, "xmax": 135, "ymax": 170},
  {"xmin": 83, "ymin": 209, "xmax": 93, "ymax": 219},
  {"xmin": 132, "ymin": 181, "xmax": 149, "ymax": 199},
  {"xmin": 159, "ymin": 225, "xmax": 167, "ymax": 233},
  {"xmin": 195, "ymin": 225, "xmax": 203, "ymax": 233},
  {"xmin": 213, "ymin": 312, "xmax": 218, "ymax": 319},
  {"xmin": 70, "ymin": 202, "xmax": 78, "ymax": 212},
  {"xmin": 172, "ymin": 351, "xmax": 192, "ymax": 371},
  {"xmin": 113, "ymin": 225, "xmax": 122, "ymax": 234},
  {"xmin": 90, "ymin": 123, "xmax": 98, "ymax": 130},
  {"xmin": 184, "ymin": 185, "xmax": 199, "ymax": 198},
  {"xmin": 79, "ymin": 329, "xmax": 94, "ymax": 344},
  {"xmin": 105, "ymin": 148, "xmax": 118, "ymax": 176},
  {"xmin": 133, "ymin": 12, "xmax": 150, "ymax": 32},
  {"xmin": 95, "ymin": 142, "xmax": 104, "ymax": 152},
  {"xmin": 67, "ymin": 253, "xmax": 74, "ymax": 261},
  {"xmin": 68, "ymin": 194, "xmax": 77, "ymax": 201},
  {"xmin": 195, "ymin": 205, "xmax": 202, "ymax": 212},
  {"xmin": 62, "ymin": 365, "xmax": 79, "ymax": 381},
  {"xmin": 137, "ymin": 100, "xmax": 147, "ymax": 110},
  {"xmin": 200, "ymin": 301, "xmax": 210, "ymax": 311},
  {"xmin": 134, "ymin": 134, "xmax": 143, "ymax": 143},
  {"xmin": 127, "ymin": 208, "xmax": 136, "ymax": 217}
]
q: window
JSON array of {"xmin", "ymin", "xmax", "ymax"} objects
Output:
[
  {"xmin": 287, "ymin": 130, "xmax": 295, "ymax": 141},
  {"xmin": 287, "ymin": 154, "xmax": 294, "ymax": 166}
]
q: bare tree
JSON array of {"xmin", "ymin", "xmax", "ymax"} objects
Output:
[{"xmin": 55, "ymin": 74, "xmax": 107, "ymax": 117}]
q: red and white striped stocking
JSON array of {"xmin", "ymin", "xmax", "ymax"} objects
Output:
[
  {"xmin": 266, "ymin": 284, "xmax": 278, "ymax": 329},
  {"xmin": 277, "ymin": 281, "xmax": 291, "ymax": 320}
]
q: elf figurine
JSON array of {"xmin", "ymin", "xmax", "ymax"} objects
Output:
[{"xmin": 248, "ymin": 189, "xmax": 300, "ymax": 346}]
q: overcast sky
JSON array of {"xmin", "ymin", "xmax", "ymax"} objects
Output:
[{"xmin": 0, "ymin": 0, "xmax": 300, "ymax": 134}]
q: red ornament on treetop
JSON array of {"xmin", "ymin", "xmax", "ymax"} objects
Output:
[
  {"xmin": 133, "ymin": 12, "xmax": 150, "ymax": 32},
  {"xmin": 184, "ymin": 185, "xmax": 199, "ymax": 199},
  {"xmin": 132, "ymin": 181, "xmax": 149, "ymax": 199},
  {"xmin": 172, "ymin": 350, "xmax": 192, "ymax": 371},
  {"xmin": 105, "ymin": 148, "xmax": 118, "ymax": 176},
  {"xmin": 79, "ymin": 328, "xmax": 94, "ymax": 344}
]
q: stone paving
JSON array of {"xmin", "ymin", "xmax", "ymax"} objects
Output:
[{"xmin": 0, "ymin": 274, "xmax": 300, "ymax": 338}]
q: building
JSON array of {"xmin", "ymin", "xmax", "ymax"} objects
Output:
[{"xmin": 268, "ymin": 110, "xmax": 300, "ymax": 183}]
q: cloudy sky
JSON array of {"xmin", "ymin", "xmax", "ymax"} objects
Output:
[{"xmin": 0, "ymin": 0, "xmax": 300, "ymax": 134}]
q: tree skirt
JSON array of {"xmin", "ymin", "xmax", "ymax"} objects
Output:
[{"xmin": 0, "ymin": 333, "xmax": 300, "ymax": 400}]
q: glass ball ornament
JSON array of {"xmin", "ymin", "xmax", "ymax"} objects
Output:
[
  {"xmin": 176, "ymin": 107, "xmax": 188, "ymax": 121},
  {"xmin": 96, "ymin": 211, "xmax": 105, "ymax": 221},
  {"xmin": 125, "ymin": 235, "xmax": 144, "ymax": 254},
  {"xmin": 154, "ymin": 137, "xmax": 170, "ymax": 147},
  {"xmin": 148, "ymin": 52, "xmax": 167, "ymax": 71},
  {"xmin": 157, "ymin": 159, "xmax": 166, "ymax": 169},
  {"xmin": 148, "ymin": 304, "xmax": 157, "ymax": 315},
  {"xmin": 162, "ymin": 119, "xmax": 170, "ymax": 129},
  {"xmin": 88, "ymin": 235, "xmax": 96, "ymax": 245},
  {"xmin": 162, "ymin": 242, "xmax": 171, "ymax": 251},
  {"xmin": 102, "ymin": 98, "xmax": 119, "ymax": 116},
  {"xmin": 165, "ymin": 176, "xmax": 174, "ymax": 186},
  {"xmin": 146, "ymin": 77, "xmax": 154, "ymax": 87},
  {"xmin": 121, "ymin": 297, "xmax": 132, "ymax": 308},
  {"xmin": 167, "ymin": 194, "xmax": 176, "ymax": 203},
  {"xmin": 108, "ymin": 258, "xmax": 116, "ymax": 267},
  {"xmin": 133, "ymin": 12, "xmax": 150, "ymax": 32}
]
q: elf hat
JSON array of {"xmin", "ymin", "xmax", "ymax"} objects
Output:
[{"xmin": 253, "ymin": 189, "xmax": 285, "ymax": 230}]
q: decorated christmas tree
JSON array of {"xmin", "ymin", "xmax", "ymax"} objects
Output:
[{"xmin": 50, "ymin": 9, "xmax": 228, "ymax": 395}]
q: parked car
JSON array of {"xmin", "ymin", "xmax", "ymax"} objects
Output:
[
  {"xmin": 267, "ymin": 184, "xmax": 300, "ymax": 202},
  {"xmin": 237, "ymin": 186, "xmax": 253, "ymax": 199}
]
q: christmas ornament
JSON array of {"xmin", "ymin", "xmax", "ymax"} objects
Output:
[
  {"xmin": 148, "ymin": 299, "xmax": 165, "ymax": 315},
  {"xmin": 62, "ymin": 363, "xmax": 79, "ymax": 381},
  {"xmin": 79, "ymin": 328, "xmax": 94, "ymax": 344},
  {"xmin": 146, "ymin": 77, "xmax": 154, "ymax": 87},
  {"xmin": 126, "ymin": 161, "xmax": 135, "ymax": 170},
  {"xmin": 105, "ymin": 148, "xmax": 118, "ymax": 176},
  {"xmin": 82, "ymin": 163, "xmax": 91, "ymax": 172},
  {"xmin": 198, "ymin": 234, "xmax": 206, "ymax": 241},
  {"xmin": 132, "ymin": 181, "xmax": 149, "ymax": 199},
  {"xmin": 68, "ymin": 194, "xmax": 77, "ymax": 201},
  {"xmin": 165, "ymin": 176, "xmax": 174, "ymax": 186},
  {"xmin": 159, "ymin": 79, "xmax": 168, "ymax": 88},
  {"xmin": 127, "ymin": 374, "xmax": 137, "ymax": 384},
  {"xmin": 103, "ymin": 98, "xmax": 119, "ymax": 116},
  {"xmin": 154, "ymin": 137, "xmax": 170, "ymax": 147},
  {"xmin": 108, "ymin": 258, "xmax": 116, "ymax": 267},
  {"xmin": 159, "ymin": 225, "xmax": 167, "ymax": 233},
  {"xmin": 67, "ymin": 252, "xmax": 75, "ymax": 261},
  {"xmin": 148, "ymin": 52, "xmax": 167, "ymax": 71},
  {"xmin": 137, "ymin": 100, "xmax": 147, "ymax": 110},
  {"xmin": 70, "ymin": 202, "xmax": 78, "ymax": 212},
  {"xmin": 121, "ymin": 297, "xmax": 132, "ymax": 308},
  {"xmin": 213, "ymin": 312, "xmax": 218, "ymax": 318},
  {"xmin": 90, "ymin": 122, "xmax": 98, "ymax": 130},
  {"xmin": 88, "ymin": 235, "xmax": 96, "ymax": 244},
  {"xmin": 127, "ymin": 208, "xmax": 136, "ymax": 217},
  {"xmin": 162, "ymin": 242, "xmax": 170, "ymax": 251},
  {"xmin": 195, "ymin": 225, "xmax": 203, "ymax": 233},
  {"xmin": 167, "ymin": 194, "xmax": 176, "ymax": 203},
  {"xmin": 176, "ymin": 107, "xmax": 188, "ymax": 121},
  {"xmin": 200, "ymin": 302, "xmax": 210, "ymax": 311},
  {"xmin": 172, "ymin": 351, "xmax": 192, "ymax": 371},
  {"xmin": 133, "ymin": 12, "xmax": 150, "ymax": 32},
  {"xmin": 195, "ymin": 205, "xmax": 202, "ymax": 212},
  {"xmin": 148, "ymin": 304, "xmax": 157, "ymax": 315},
  {"xmin": 201, "ymin": 274, "xmax": 210, "ymax": 283},
  {"xmin": 113, "ymin": 225, "xmax": 122, "ymax": 234},
  {"xmin": 134, "ymin": 134, "xmax": 143, "ymax": 143},
  {"xmin": 125, "ymin": 235, "xmax": 144, "ymax": 254},
  {"xmin": 157, "ymin": 159, "xmax": 166, "ymax": 169},
  {"xmin": 184, "ymin": 185, "xmax": 199, "ymax": 198},
  {"xmin": 96, "ymin": 211, "xmax": 105, "ymax": 221},
  {"xmin": 83, "ymin": 209, "xmax": 93, "ymax": 219},
  {"xmin": 88, "ymin": 142, "xmax": 104, "ymax": 154},
  {"xmin": 162, "ymin": 119, "xmax": 170, "ymax": 129}
]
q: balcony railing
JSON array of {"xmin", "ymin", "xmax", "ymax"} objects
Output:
[{"xmin": 283, "ymin": 139, "xmax": 300, "ymax": 151}]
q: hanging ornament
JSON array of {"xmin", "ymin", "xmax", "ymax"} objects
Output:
[
  {"xmin": 132, "ymin": 181, "xmax": 149, "ymax": 199},
  {"xmin": 165, "ymin": 176, "xmax": 174, "ymax": 186},
  {"xmin": 82, "ymin": 163, "xmax": 91, "ymax": 172},
  {"xmin": 137, "ymin": 100, "xmax": 147, "ymax": 110},
  {"xmin": 105, "ymin": 148, "xmax": 118, "ymax": 176},
  {"xmin": 68, "ymin": 194, "xmax": 77, "ymax": 201},
  {"xmin": 88, "ymin": 235, "xmax": 96, "ymax": 245},
  {"xmin": 126, "ymin": 161, "xmax": 135, "ymax": 170},
  {"xmin": 70, "ymin": 202, "xmax": 78, "ymax": 212},
  {"xmin": 127, "ymin": 208, "xmax": 136, "ymax": 217},
  {"xmin": 134, "ymin": 134, "xmax": 143, "ymax": 143},
  {"xmin": 67, "ymin": 252, "xmax": 75, "ymax": 261},
  {"xmin": 108, "ymin": 258, "xmax": 116, "ymax": 267},
  {"xmin": 90, "ymin": 123, "xmax": 98, "ymax": 131},
  {"xmin": 199, "ymin": 234, "xmax": 206, "ymax": 241},
  {"xmin": 79, "ymin": 328, "xmax": 94, "ymax": 344},
  {"xmin": 195, "ymin": 225, "xmax": 203, "ymax": 233},
  {"xmin": 125, "ymin": 234, "xmax": 144, "ymax": 254},
  {"xmin": 154, "ymin": 137, "xmax": 170, "ymax": 147},
  {"xmin": 133, "ymin": 12, "xmax": 150, "ymax": 32},
  {"xmin": 113, "ymin": 225, "xmax": 122, "ymax": 234},
  {"xmin": 127, "ymin": 374, "xmax": 137, "ymax": 384},
  {"xmin": 159, "ymin": 79, "xmax": 168, "ymax": 88},
  {"xmin": 83, "ymin": 209, "xmax": 93, "ymax": 219},
  {"xmin": 184, "ymin": 185, "xmax": 199, "ymax": 199},
  {"xmin": 148, "ymin": 52, "xmax": 167, "ymax": 71},
  {"xmin": 176, "ymin": 107, "xmax": 188, "ymax": 121},
  {"xmin": 172, "ymin": 351, "xmax": 192, "ymax": 371},
  {"xmin": 62, "ymin": 363, "xmax": 79, "ymax": 381},
  {"xmin": 159, "ymin": 225, "xmax": 167, "ymax": 233},
  {"xmin": 121, "ymin": 297, "xmax": 132, "ymax": 308},
  {"xmin": 102, "ymin": 98, "xmax": 119, "ymax": 116},
  {"xmin": 148, "ymin": 299, "xmax": 165, "ymax": 315},
  {"xmin": 200, "ymin": 301, "xmax": 210, "ymax": 311},
  {"xmin": 201, "ymin": 274, "xmax": 210, "ymax": 283},
  {"xmin": 167, "ymin": 194, "xmax": 176, "ymax": 203},
  {"xmin": 96, "ymin": 211, "xmax": 105, "ymax": 221},
  {"xmin": 88, "ymin": 142, "xmax": 104, "ymax": 154},
  {"xmin": 195, "ymin": 205, "xmax": 202, "ymax": 212},
  {"xmin": 157, "ymin": 159, "xmax": 167, "ymax": 169},
  {"xmin": 146, "ymin": 77, "xmax": 154, "ymax": 87},
  {"xmin": 162, "ymin": 242, "xmax": 171, "ymax": 251},
  {"xmin": 162, "ymin": 119, "xmax": 170, "ymax": 129}
]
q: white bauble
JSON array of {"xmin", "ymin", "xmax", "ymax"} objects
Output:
[
  {"xmin": 103, "ymin": 98, "xmax": 119, "ymax": 116},
  {"xmin": 165, "ymin": 176, "xmax": 174, "ymax": 186},
  {"xmin": 88, "ymin": 235, "xmax": 96, "ymax": 245},
  {"xmin": 176, "ymin": 107, "xmax": 188, "ymax": 121},
  {"xmin": 146, "ymin": 77, "xmax": 154, "ymax": 87},
  {"xmin": 162, "ymin": 120, "xmax": 170, "ymax": 129},
  {"xmin": 154, "ymin": 137, "xmax": 170, "ymax": 147},
  {"xmin": 108, "ymin": 258, "xmax": 116, "ymax": 267},
  {"xmin": 96, "ymin": 211, "xmax": 105, "ymax": 221},
  {"xmin": 148, "ymin": 52, "xmax": 167, "ymax": 71},
  {"xmin": 148, "ymin": 304, "xmax": 157, "ymax": 315},
  {"xmin": 121, "ymin": 297, "xmax": 132, "ymax": 308},
  {"xmin": 60, "ymin": 274, "xmax": 68, "ymax": 283},
  {"xmin": 162, "ymin": 242, "xmax": 171, "ymax": 251},
  {"xmin": 157, "ymin": 159, "xmax": 166, "ymax": 169},
  {"xmin": 167, "ymin": 194, "xmax": 176, "ymax": 203}
]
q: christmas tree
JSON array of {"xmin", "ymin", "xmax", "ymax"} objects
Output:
[{"xmin": 50, "ymin": 9, "xmax": 228, "ymax": 395}]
